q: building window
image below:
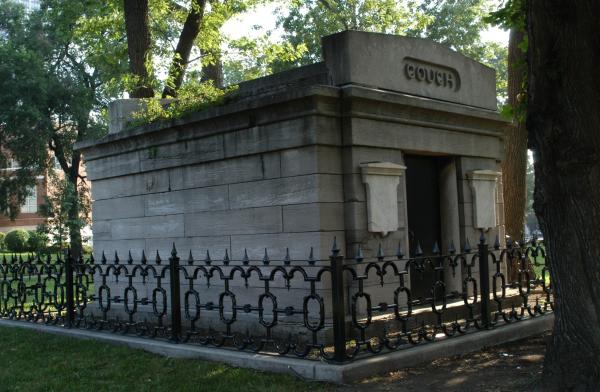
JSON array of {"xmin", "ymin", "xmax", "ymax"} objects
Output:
[
  {"xmin": 17, "ymin": 0, "xmax": 40, "ymax": 13},
  {"xmin": 21, "ymin": 186, "xmax": 37, "ymax": 213},
  {"xmin": 8, "ymin": 159, "xmax": 20, "ymax": 169}
]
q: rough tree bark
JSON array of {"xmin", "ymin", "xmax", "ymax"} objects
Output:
[
  {"xmin": 527, "ymin": 1, "xmax": 600, "ymax": 390},
  {"xmin": 124, "ymin": 0, "xmax": 154, "ymax": 98},
  {"xmin": 504, "ymin": 28, "xmax": 528, "ymax": 281},
  {"xmin": 503, "ymin": 28, "xmax": 528, "ymax": 244},
  {"xmin": 162, "ymin": 0, "xmax": 207, "ymax": 98},
  {"xmin": 200, "ymin": 48, "xmax": 224, "ymax": 89},
  {"xmin": 67, "ymin": 154, "xmax": 82, "ymax": 258}
]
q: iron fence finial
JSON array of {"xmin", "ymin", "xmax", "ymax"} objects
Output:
[
  {"xmin": 331, "ymin": 236, "xmax": 340, "ymax": 257},
  {"xmin": 262, "ymin": 248, "xmax": 270, "ymax": 265},
  {"xmin": 355, "ymin": 244, "xmax": 364, "ymax": 263},
  {"xmin": 396, "ymin": 241, "xmax": 404, "ymax": 259}
]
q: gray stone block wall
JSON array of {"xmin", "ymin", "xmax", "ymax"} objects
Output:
[{"xmin": 92, "ymin": 172, "xmax": 345, "ymax": 262}]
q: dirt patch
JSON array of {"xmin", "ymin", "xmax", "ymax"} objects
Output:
[{"xmin": 341, "ymin": 333, "xmax": 550, "ymax": 392}]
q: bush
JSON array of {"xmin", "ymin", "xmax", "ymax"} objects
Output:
[
  {"xmin": 0, "ymin": 232, "xmax": 5, "ymax": 251},
  {"xmin": 82, "ymin": 244, "xmax": 93, "ymax": 255},
  {"xmin": 27, "ymin": 230, "xmax": 47, "ymax": 253},
  {"xmin": 5, "ymin": 230, "xmax": 30, "ymax": 253}
]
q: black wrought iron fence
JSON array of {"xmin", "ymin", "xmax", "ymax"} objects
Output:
[{"xmin": 0, "ymin": 235, "xmax": 552, "ymax": 363}]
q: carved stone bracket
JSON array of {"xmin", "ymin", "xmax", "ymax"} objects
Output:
[
  {"xmin": 360, "ymin": 162, "xmax": 407, "ymax": 236},
  {"xmin": 466, "ymin": 170, "xmax": 501, "ymax": 230}
]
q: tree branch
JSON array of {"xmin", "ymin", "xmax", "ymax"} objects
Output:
[
  {"xmin": 124, "ymin": 0, "xmax": 154, "ymax": 98},
  {"xmin": 162, "ymin": 0, "xmax": 207, "ymax": 98},
  {"xmin": 317, "ymin": 0, "xmax": 349, "ymax": 30}
]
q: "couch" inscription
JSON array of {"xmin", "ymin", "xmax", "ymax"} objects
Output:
[{"xmin": 404, "ymin": 59, "xmax": 460, "ymax": 91}]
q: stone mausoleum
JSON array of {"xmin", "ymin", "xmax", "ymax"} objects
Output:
[{"xmin": 78, "ymin": 31, "xmax": 507, "ymax": 313}]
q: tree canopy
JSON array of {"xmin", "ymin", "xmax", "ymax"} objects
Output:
[{"xmin": 269, "ymin": 0, "xmax": 508, "ymax": 103}]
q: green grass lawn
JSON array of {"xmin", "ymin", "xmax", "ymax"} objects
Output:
[
  {"xmin": 0, "ymin": 326, "xmax": 332, "ymax": 392},
  {"xmin": 0, "ymin": 252, "xmax": 61, "ymax": 263}
]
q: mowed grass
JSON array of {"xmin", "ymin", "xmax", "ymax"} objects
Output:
[{"xmin": 0, "ymin": 326, "xmax": 333, "ymax": 392}]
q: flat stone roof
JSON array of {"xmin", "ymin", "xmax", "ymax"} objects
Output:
[
  {"xmin": 76, "ymin": 31, "xmax": 502, "ymax": 152},
  {"xmin": 235, "ymin": 30, "xmax": 498, "ymax": 110}
]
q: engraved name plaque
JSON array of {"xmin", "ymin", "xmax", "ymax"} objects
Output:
[{"xmin": 404, "ymin": 58, "xmax": 461, "ymax": 91}]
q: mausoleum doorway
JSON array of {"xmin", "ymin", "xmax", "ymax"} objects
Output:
[{"xmin": 405, "ymin": 154, "xmax": 463, "ymax": 299}]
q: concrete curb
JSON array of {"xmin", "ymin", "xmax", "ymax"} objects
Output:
[{"xmin": 0, "ymin": 315, "xmax": 553, "ymax": 384}]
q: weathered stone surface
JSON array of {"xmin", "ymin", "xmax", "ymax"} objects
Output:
[
  {"xmin": 169, "ymin": 155, "xmax": 265, "ymax": 191},
  {"xmin": 457, "ymin": 157, "xmax": 501, "ymax": 179},
  {"xmin": 262, "ymin": 152, "xmax": 281, "ymax": 179},
  {"xmin": 360, "ymin": 162, "xmax": 406, "ymax": 235},
  {"xmin": 343, "ymin": 173, "xmax": 366, "ymax": 202},
  {"xmin": 110, "ymin": 215, "xmax": 185, "ymax": 240},
  {"xmin": 86, "ymin": 151, "xmax": 141, "ymax": 180},
  {"xmin": 343, "ymin": 146, "xmax": 404, "ymax": 174},
  {"xmin": 348, "ymin": 118, "xmax": 503, "ymax": 160},
  {"xmin": 280, "ymin": 146, "xmax": 343, "ymax": 177},
  {"xmin": 185, "ymin": 206, "xmax": 282, "ymax": 237},
  {"xmin": 92, "ymin": 220, "xmax": 112, "ymax": 241},
  {"xmin": 229, "ymin": 174, "xmax": 343, "ymax": 209},
  {"xmin": 108, "ymin": 99, "xmax": 144, "ymax": 135},
  {"xmin": 93, "ymin": 239, "xmax": 147, "ymax": 260},
  {"xmin": 92, "ymin": 195, "xmax": 145, "ymax": 221},
  {"xmin": 323, "ymin": 30, "xmax": 497, "ymax": 110},
  {"xmin": 91, "ymin": 171, "xmax": 170, "ymax": 201},
  {"xmin": 224, "ymin": 116, "xmax": 341, "ymax": 158},
  {"xmin": 140, "ymin": 134, "xmax": 224, "ymax": 172},
  {"xmin": 344, "ymin": 228, "xmax": 408, "ymax": 260},
  {"xmin": 144, "ymin": 186, "xmax": 228, "ymax": 216},
  {"xmin": 467, "ymin": 170, "xmax": 501, "ymax": 229},
  {"xmin": 230, "ymin": 231, "xmax": 345, "ymax": 261},
  {"xmin": 144, "ymin": 236, "xmax": 231, "ymax": 259},
  {"xmin": 282, "ymin": 203, "xmax": 345, "ymax": 232}
]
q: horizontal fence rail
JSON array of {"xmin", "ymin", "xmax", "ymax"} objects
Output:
[{"xmin": 0, "ymin": 235, "xmax": 552, "ymax": 363}]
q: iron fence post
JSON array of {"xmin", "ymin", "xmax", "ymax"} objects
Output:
[
  {"xmin": 478, "ymin": 234, "xmax": 491, "ymax": 329},
  {"xmin": 169, "ymin": 244, "xmax": 182, "ymax": 343},
  {"xmin": 64, "ymin": 249, "xmax": 75, "ymax": 328},
  {"xmin": 330, "ymin": 243, "xmax": 346, "ymax": 363}
]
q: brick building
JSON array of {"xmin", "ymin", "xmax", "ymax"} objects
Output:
[{"xmin": 0, "ymin": 159, "xmax": 48, "ymax": 233}]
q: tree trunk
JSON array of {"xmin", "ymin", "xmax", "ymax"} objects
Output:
[
  {"xmin": 67, "ymin": 153, "xmax": 82, "ymax": 258},
  {"xmin": 200, "ymin": 48, "xmax": 224, "ymax": 89},
  {"xmin": 503, "ymin": 28, "xmax": 528, "ymax": 242},
  {"xmin": 162, "ymin": 0, "xmax": 207, "ymax": 98},
  {"xmin": 504, "ymin": 28, "xmax": 528, "ymax": 281},
  {"xmin": 527, "ymin": 1, "xmax": 600, "ymax": 390},
  {"xmin": 124, "ymin": 0, "xmax": 154, "ymax": 98}
]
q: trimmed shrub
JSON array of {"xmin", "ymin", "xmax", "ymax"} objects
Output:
[
  {"xmin": 5, "ymin": 230, "xmax": 30, "ymax": 253},
  {"xmin": 27, "ymin": 230, "xmax": 47, "ymax": 253},
  {"xmin": 0, "ymin": 232, "xmax": 5, "ymax": 251}
]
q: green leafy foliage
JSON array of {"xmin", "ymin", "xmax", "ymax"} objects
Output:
[
  {"xmin": 0, "ymin": 0, "xmax": 110, "ymax": 252},
  {"xmin": 487, "ymin": 0, "xmax": 527, "ymax": 117},
  {"xmin": 274, "ymin": 0, "xmax": 421, "ymax": 69},
  {"xmin": 486, "ymin": 0, "xmax": 525, "ymax": 30},
  {"xmin": 5, "ymin": 230, "xmax": 30, "ymax": 253},
  {"xmin": 265, "ymin": 0, "xmax": 508, "ymax": 107},
  {"xmin": 26, "ymin": 230, "xmax": 48, "ymax": 252},
  {"xmin": 38, "ymin": 174, "xmax": 91, "ymax": 250},
  {"xmin": 0, "ymin": 232, "xmax": 5, "ymax": 251},
  {"xmin": 131, "ymin": 81, "xmax": 239, "ymax": 126},
  {"xmin": 224, "ymin": 36, "xmax": 308, "ymax": 84}
]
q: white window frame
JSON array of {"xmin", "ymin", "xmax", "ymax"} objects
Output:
[{"xmin": 21, "ymin": 185, "xmax": 37, "ymax": 213}]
